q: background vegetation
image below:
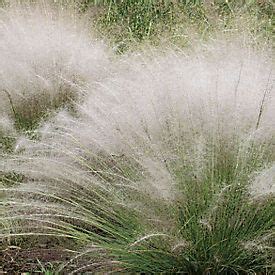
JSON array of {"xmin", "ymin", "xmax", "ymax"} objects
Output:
[
  {"xmin": 79, "ymin": 0, "xmax": 274, "ymax": 52},
  {"xmin": 0, "ymin": 0, "xmax": 274, "ymax": 273}
]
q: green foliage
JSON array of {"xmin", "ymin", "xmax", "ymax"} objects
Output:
[
  {"xmin": 0, "ymin": 136, "xmax": 15, "ymax": 154},
  {"xmin": 2, "ymin": 129, "xmax": 273, "ymax": 273},
  {"xmin": 107, "ymin": 141, "xmax": 273, "ymax": 273},
  {"xmin": 102, "ymin": 0, "xmax": 175, "ymax": 40},
  {"xmin": 78, "ymin": 0, "xmax": 273, "ymax": 51}
]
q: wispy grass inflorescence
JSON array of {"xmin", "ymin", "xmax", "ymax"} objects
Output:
[
  {"xmin": 0, "ymin": 3, "xmax": 111, "ymax": 131},
  {"xmin": 0, "ymin": 115, "xmax": 16, "ymax": 152},
  {"xmin": 1, "ymin": 39, "xmax": 274, "ymax": 273}
]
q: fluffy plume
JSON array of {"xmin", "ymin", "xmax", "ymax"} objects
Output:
[
  {"xmin": 249, "ymin": 165, "xmax": 275, "ymax": 198},
  {"xmin": 1, "ymin": 39, "xmax": 274, "ymax": 272},
  {"xmin": 0, "ymin": 4, "xmax": 111, "ymax": 127},
  {"xmin": 2, "ymin": 40, "xmax": 274, "ymax": 197}
]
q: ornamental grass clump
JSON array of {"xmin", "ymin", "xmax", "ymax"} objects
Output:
[
  {"xmin": 0, "ymin": 4, "xmax": 110, "ymax": 131},
  {"xmin": 1, "ymin": 41, "xmax": 274, "ymax": 273}
]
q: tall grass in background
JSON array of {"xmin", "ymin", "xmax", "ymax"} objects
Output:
[
  {"xmin": 1, "ymin": 1, "xmax": 273, "ymax": 52},
  {"xmin": 75, "ymin": 0, "xmax": 274, "ymax": 52},
  {"xmin": 1, "ymin": 35, "xmax": 274, "ymax": 272}
]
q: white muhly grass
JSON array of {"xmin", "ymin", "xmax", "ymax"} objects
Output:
[
  {"xmin": 249, "ymin": 165, "xmax": 275, "ymax": 198},
  {"xmin": 129, "ymin": 233, "xmax": 170, "ymax": 247},
  {"xmin": 0, "ymin": 5, "xmax": 110, "ymax": 119},
  {"xmin": 0, "ymin": 115, "xmax": 16, "ymax": 153},
  {"xmin": 242, "ymin": 233, "xmax": 274, "ymax": 252},
  {"xmin": 139, "ymin": 158, "xmax": 176, "ymax": 200},
  {"xmin": 1, "ymin": 42, "xmax": 274, "ymax": 199},
  {"xmin": 0, "ymin": 115, "xmax": 15, "ymax": 136},
  {"xmin": 171, "ymin": 240, "xmax": 190, "ymax": 253},
  {"xmin": 81, "ymin": 44, "xmax": 274, "ymax": 153},
  {"xmin": 0, "ymin": 42, "xmax": 274, "ymax": 262}
]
